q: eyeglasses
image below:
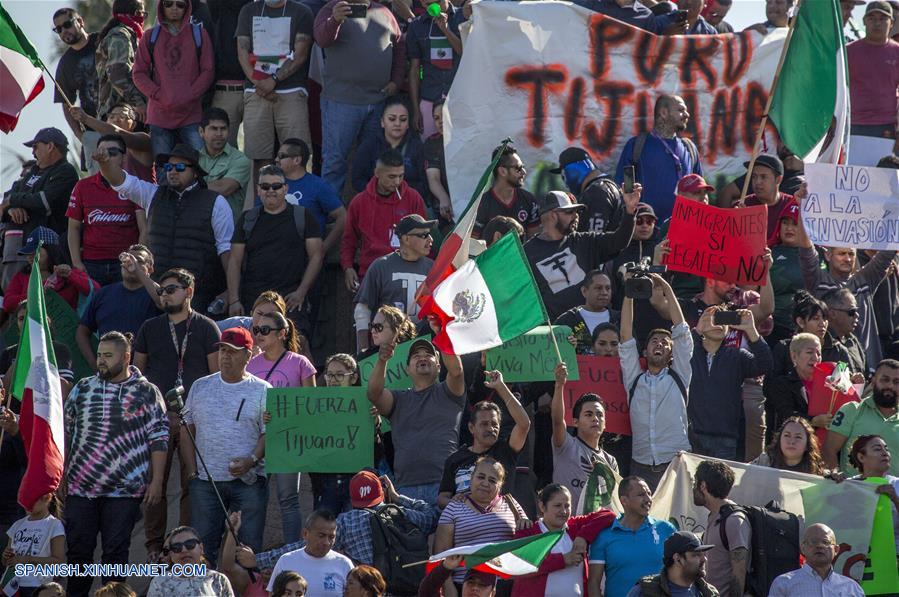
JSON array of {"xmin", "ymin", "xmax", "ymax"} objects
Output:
[
  {"xmin": 405, "ymin": 232, "xmax": 432, "ymax": 239},
  {"xmin": 104, "ymin": 147, "xmax": 124, "ymax": 157},
  {"xmin": 258, "ymin": 182, "xmax": 285, "ymax": 191},
  {"xmin": 162, "ymin": 538, "xmax": 200, "ymax": 555},
  {"xmin": 162, "ymin": 0, "xmax": 188, "ymax": 8},
  {"xmin": 835, "ymin": 308, "xmax": 859, "ymax": 318},
  {"xmin": 371, "ymin": 323, "xmax": 387, "ymax": 333},
  {"xmin": 252, "ymin": 325, "xmax": 283, "ymax": 336},
  {"xmin": 324, "ymin": 371, "xmax": 352, "ymax": 381},
  {"xmin": 635, "ymin": 216, "xmax": 656, "ymax": 225},
  {"xmin": 163, "ymin": 163, "xmax": 192, "ymax": 173},
  {"xmin": 52, "ymin": 20, "xmax": 75, "ymax": 33},
  {"xmin": 155, "ymin": 284, "xmax": 186, "ymax": 296}
]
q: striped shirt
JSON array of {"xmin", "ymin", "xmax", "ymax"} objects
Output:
[{"xmin": 438, "ymin": 496, "xmax": 527, "ymax": 583}]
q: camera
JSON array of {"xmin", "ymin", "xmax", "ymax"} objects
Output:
[
  {"xmin": 624, "ymin": 258, "xmax": 667, "ymax": 300},
  {"xmin": 165, "ymin": 385, "xmax": 186, "ymax": 412}
]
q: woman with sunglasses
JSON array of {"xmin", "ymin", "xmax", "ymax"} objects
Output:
[
  {"xmin": 146, "ymin": 526, "xmax": 234, "ymax": 596},
  {"xmin": 249, "ymin": 311, "xmax": 315, "ymax": 544},
  {"xmin": 356, "ymin": 305, "xmax": 418, "ymax": 361}
]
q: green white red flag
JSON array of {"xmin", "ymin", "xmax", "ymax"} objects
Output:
[
  {"xmin": 420, "ymin": 231, "xmax": 547, "ymax": 355},
  {"xmin": 0, "ymin": 4, "xmax": 45, "ymax": 133},
  {"xmin": 427, "ymin": 529, "xmax": 564, "ymax": 578},
  {"xmin": 13, "ymin": 243, "xmax": 64, "ymax": 511}
]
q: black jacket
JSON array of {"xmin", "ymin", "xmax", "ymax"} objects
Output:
[
  {"xmin": 4, "ymin": 158, "xmax": 79, "ymax": 235},
  {"xmin": 763, "ymin": 368, "xmax": 810, "ymax": 441}
]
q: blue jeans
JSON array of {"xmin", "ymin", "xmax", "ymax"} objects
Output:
[
  {"xmin": 690, "ymin": 432, "xmax": 739, "ymax": 461},
  {"xmin": 84, "ymin": 259, "xmax": 122, "ymax": 286},
  {"xmin": 321, "ymin": 98, "xmax": 384, "ymax": 194},
  {"xmin": 189, "ymin": 476, "xmax": 267, "ymax": 566},
  {"xmin": 396, "ymin": 481, "xmax": 441, "ymax": 507},
  {"xmin": 149, "ymin": 123, "xmax": 204, "ymax": 157},
  {"xmin": 64, "ymin": 495, "xmax": 142, "ymax": 597},
  {"xmin": 272, "ymin": 472, "xmax": 302, "ymax": 543}
]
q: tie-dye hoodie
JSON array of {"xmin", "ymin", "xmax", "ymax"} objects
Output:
[{"xmin": 64, "ymin": 366, "xmax": 169, "ymax": 498}]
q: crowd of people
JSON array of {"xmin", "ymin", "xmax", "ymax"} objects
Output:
[{"xmin": 1, "ymin": 0, "xmax": 899, "ymax": 595}]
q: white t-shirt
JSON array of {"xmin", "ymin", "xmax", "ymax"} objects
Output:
[
  {"xmin": 538, "ymin": 521, "xmax": 584, "ymax": 596},
  {"xmin": 6, "ymin": 515, "xmax": 65, "ymax": 587},
  {"xmin": 578, "ymin": 307, "xmax": 610, "ymax": 334},
  {"xmin": 266, "ymin": 548, "xmax": 354, "ymax": 596}
]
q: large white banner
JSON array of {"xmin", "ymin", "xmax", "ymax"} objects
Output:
[
  {"xmin": 649, "ymin": 452, "xmax": 880, "ymax": 582},
  {"xmin": 444, "ymin": 2, "xmax": 787, "ymax": 215},
  {"xmin": 803, "ymin": 163, "xmax": 899, "ymax": 250}
]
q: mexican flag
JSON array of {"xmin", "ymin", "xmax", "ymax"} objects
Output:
[
  {"xmin": 415, "ymin": 138, "xmax": 512, "ymax": 310},
  {"xmin": 0, "ymin": 4, "xmax": 45, "ymax": 133},
  {"xmin": 13, "ymin": 244, "xmax": 64, "ymax": 512},
  {"xmin": 428, "ymin": 530, "xmax": 564, "ymax": 578},
  {"xmin": 420, "ymin": 231, "xmax": 547, "ymax": 355},
  {"xmin": 1, "ymin": 565, "xmax": 20, "ymax": 597},
  {"xmin": 768, "ymin": 0, "xmax": 849, "ymax": 163}
]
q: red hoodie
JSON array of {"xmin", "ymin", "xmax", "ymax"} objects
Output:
[
  {"xmin": 341, "ymin": 177, "xmax": 426, "ymax": 276},
  {"xmin": 132, "ymin": 0, "xmax": 214, "ymax": 128}
]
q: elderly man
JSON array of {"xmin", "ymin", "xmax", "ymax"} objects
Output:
[{"xmin": 769, "ymin": 524, "xmax": 863, "ymax": 595}]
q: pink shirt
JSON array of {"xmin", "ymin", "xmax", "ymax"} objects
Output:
[
  {"xmin": 247, "ymin": 351, "xmax": 316, "ymax": 388},
  {"xmin": 847, "ymin": 38, "xmax": 899, "ymax": 126}
]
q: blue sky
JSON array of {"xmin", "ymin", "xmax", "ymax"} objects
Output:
[{"xmin": 0, "ymin": 0, "xmax": 864, "ymax": 190}]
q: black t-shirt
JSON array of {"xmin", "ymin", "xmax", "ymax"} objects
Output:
[
  {"xmin": 232, "ymin": 206, "xmax": 322, "ymax": 306},
  {"xmin": 54, "ymin": 33, "xmax": 99, "ymax": 117},
  {"xmin": 423, "ymin": 133, "xmax": 447, "ymax": 200},
  {"xmin": 208, "ymin": 0, "xmax": 253, "ymax": 80},
  {"xmin": 473, "ymin": 188, "xmax": 539, "ymax": 238},
  {"xmin": 134, "ymin": 312, "xmax": 221, "ymax": 394},
  {"xmin": 439, "ymin": 439, "xmax": 519, "ymax": 496},
  {"xmin": 0, "ymin": 342, "xmax": 74, "ymax": 384}
]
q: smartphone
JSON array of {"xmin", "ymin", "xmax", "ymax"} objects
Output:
[
  {"xmin": 623, "ymin": 165, "xmax": 635, "ymax": 194},
  {"xmin": 674, "ymin": 9, "xmax": 689, "ymax": 23},
  {"xmin": 713, "ymin": 310, "xmax": 741, "ymax": 326},
  {"xmin": 348, "ymin": 3, "xmax": 368, "ymax": 18}
]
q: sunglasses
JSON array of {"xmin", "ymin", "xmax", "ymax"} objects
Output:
[
  {"xmin": 405, "ymin": 232, "xmax": 432, "ymax": 239},
  {"xmin": 162, "ymin": 0, "xmax": 188, "ymax": 8},
  {"xmin": 162, "ymin": 538, "xmax": 200, "ymax": 555},
  {"xmin": 253, "ymin": 325, "xmax": 283, "ymax": 336},
  {"xmin": 156, "ymin": 284, "xmax": 186, "ymax": 296},
  {"xmin": 258, "ymin": 182, "xmax": 285, "ymax": 191},
  {"xmin": 635, "ymin": 216, "xmax": 656, "ymax": 225},
  {"xmin": 163, "ymin": 163, "xmax": 192, "ymax": 173},
  {"xmin": 370, "ymin": 323, "xmax": 388, "ymax": 333},
  {"xmin": 835, "ymin": 308, "xmax": 859, "ymax": 318},
  {"xmin": 104, "ymin": 147, "xmax": 124, "ymax": 157},
  {"xmin": 52, "ymin": 19, "xmax": 75, "ymax": 33}
]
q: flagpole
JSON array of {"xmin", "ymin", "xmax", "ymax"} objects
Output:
[
  {"xmin": 739, "ymin": 0, "xmax": 804, "ymax": 202},
  {"xmin": 547, "ymin": 320, "xmax": 564, "ymax": 365}
]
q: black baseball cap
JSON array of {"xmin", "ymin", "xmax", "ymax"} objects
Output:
[
  {"xmin": 406, "ymin": 338, "xmax": 438, "ymax": 364},
  {"xmin": 550, "ymin": 147, "xmax": 593, "ymax": 174},
  {"xmin": 23, "ymin": 127, "xmax": 68, "ymax": 148},
  {"xmin": 663, "ymin": 531, "xmax": 715, "ymax": 560},
  {"xmin": 743, "ymin": 154, "xmax": 784, "ymax": 177},
  {"xmin": 396, "ymin": 214, "xmax": 438, "ymax": 237},
  {"xmin": 464, "ymin": 569, "xmax": 498, "ymax": 587},
  {"xmin": 156, "ymin": 143, "xmax": 208, "ymax": 176}
]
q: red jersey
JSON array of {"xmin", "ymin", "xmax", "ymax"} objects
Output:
[{"xmin": 66, "ymin": 172, "xmax": 143, "ymax": 260}]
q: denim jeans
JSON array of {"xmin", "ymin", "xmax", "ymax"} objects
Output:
[
  {"xmin": 189, "ymin": 476, "xmax": 268, "ymax": 566},
  {"xmin": 396, "ymin": 481, "xmax": 441, "ymax": 507},
  {"xmin": 64, "ymin": 495, "xmax": 142, "ymax": 597},
  {"xmin": 149, "ymin": 123, "xmax": 204, "ymax": 180},
  {"xmin": 690, "ymin": 432, "xmax": 739, "ymax": 461},
  {"xmin": 84, "ymin": 259, "xmax": 122, "ymax": 287},
  {"xmin": 320, "ymin": 98, "xmax": 384, "ymax": 194},
  {"xmin": 272, "ymin": 472, "xmax": 302, "ymax": 543}
]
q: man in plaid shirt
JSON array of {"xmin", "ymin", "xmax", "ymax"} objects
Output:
[{"xmin": 247, "ymin": 471, "xmax": 439, "ymax": 569}]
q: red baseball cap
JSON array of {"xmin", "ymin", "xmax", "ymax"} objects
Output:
[
  {"xmin": 216, "ymin": 327, "xmax": 254, "ymax": 351},
  {"xmin": 780, "ymin": 199, "xmax": 800, "ymax": 222},
  {"xmin": 677, "ymin": 174, "xmax": 714, "ymax": 195},
  {"xmin": 350, "ymin": 471, "xmax": 385, "ymax": 508}
]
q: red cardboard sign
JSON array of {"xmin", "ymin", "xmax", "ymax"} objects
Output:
[
  {"xmin": 563, "ymin": 355, "xmax": 631, "ymax": 435},
  {"xmin": 808, "ymin": 362, "xmax": 860, "ymax": 446},
  {"xmin": 663, "ymin": 198, "xmax": 769, "ymax": 285}
]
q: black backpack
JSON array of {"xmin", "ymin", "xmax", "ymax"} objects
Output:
[
  {"xmin": 366, "ymin": 503, "xmax": 430, "ymax": 596},
  {"xmin": 718, "ymin": 501, "xmax": 801, "ymax": 597},
  {"xmin": 630, "ymin": 131, "xmax": 699, "ymax": 182},
  {"xmin": 242, "ymin": 204, "xmax": 306, "ymax": 239},
  {"xmin": 627, "ymin": 367, "xmax": 687, "ymax": 405}
]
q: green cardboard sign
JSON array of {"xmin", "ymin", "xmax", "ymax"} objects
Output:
[
  {"xmin": 358, "ymin": 338, "xmax": 416, "ymax": 390},
  {"xmin": 485, "ymin": 325, "xmax": 579, "ymax": 382},
  {"xmin": 265, "ymin": 387, "xmax": 374, "ymax": 473}
]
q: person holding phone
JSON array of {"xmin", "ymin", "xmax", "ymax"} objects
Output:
[{"xmin": 687, "ymin": 306, "xmax": 773, "ymax": 460}]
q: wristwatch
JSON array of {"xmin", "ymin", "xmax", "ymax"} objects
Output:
[
  {"xmin": 250, "ymin": 454, "xmax": 259, "ymax": 465},
  {"xmin": 271, "ymin": 72, "xmax": 280, "ymax": 83}
]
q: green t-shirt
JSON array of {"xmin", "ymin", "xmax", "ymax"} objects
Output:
[{"xmin": 828, "ymin": 397, "xmax": 899, "ymax": 476}]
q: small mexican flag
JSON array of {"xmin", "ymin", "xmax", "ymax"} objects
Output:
[
  {"xmin": 429, "ymin": 35, "xmax": 453, "ymax": 70},
  {"xmin": 1, "ymin": 565, "xmax": 20, "ymax": 597},
  {"xmin": 0, "ymin": 4, "xmax": 45, "ymax": 133},
  {"xmin": 421, "ymin": 231, "xmax": 547, "ymax": 355},
  {"xmin": 13, "ymin": 242, "xmax": 64, "ymax": 512},
  {"xmin": 428, "ymin": 530, "xmax": 564, "ymax": 578}
]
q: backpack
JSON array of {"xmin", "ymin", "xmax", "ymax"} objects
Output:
[
  {"xmin": 717, "ymin": 501, "xmax": 801, "ymax": 596},
  {"xmin": 366, "ymin": 503, "xmax": 430, "ymax": 596},
  {"xmin": 631, "ymin": 132, "xmax": 699, "ymax": 181},
  {"xmin": 627, "ymin": 367, "xmax": 687, "ymax": 405},
  {"xmin": 242, "ymin": 204, "xmax": 306, "ymax": 239},
  {"xmin": 147, "ymin": 21, "xmax": 203, "ymax": 80}
]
